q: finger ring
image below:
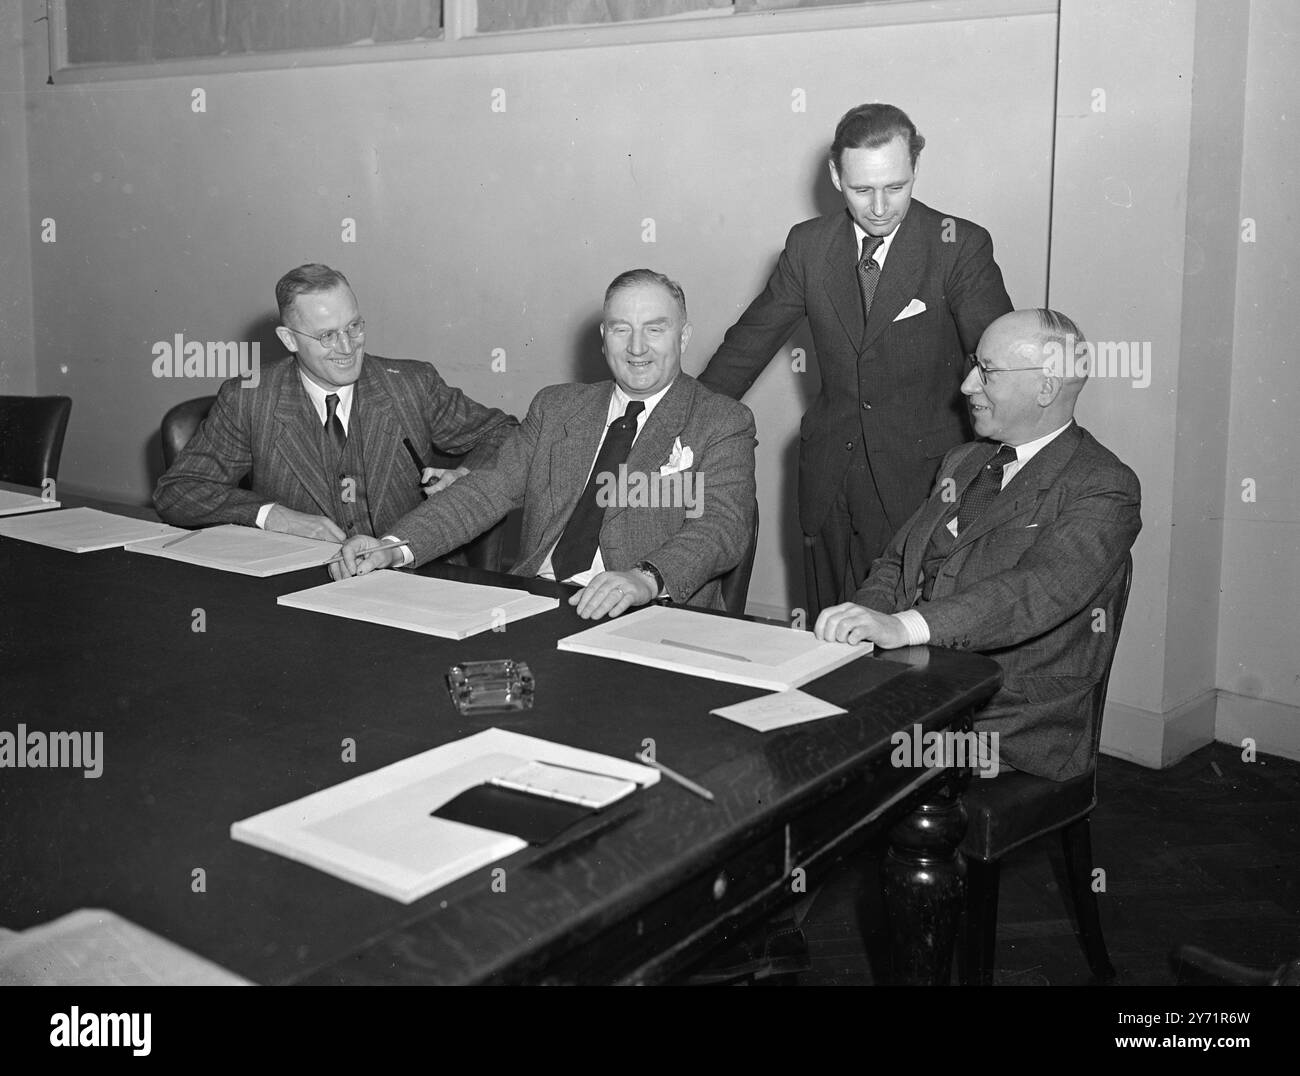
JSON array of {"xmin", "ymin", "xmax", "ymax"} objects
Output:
[{"xmin": 615, "ymin": 586, "xmax": 624, "ymax": 595}]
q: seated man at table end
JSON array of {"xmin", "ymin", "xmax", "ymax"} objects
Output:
[
  {"xmin": 154, "ymin": 263, "xmax": 517, "ymax": 542},
  {"xmin": 334, "ymin": 269, "xmax": 758, "ymax": 621},
  {"xmin": 815, "ymin": 308, "xmax": 1142, "ymax": 781}
]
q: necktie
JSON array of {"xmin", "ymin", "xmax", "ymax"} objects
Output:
[
  {"xmin": 956, "ymin": 444, "xmax": 1017, "ymax": 535},
  {"xmin": 857, "ymin": 235, "xmax": 885, "ymax": 322},
  {"xmin": 551, "ymin": 400, "xmax": 646, "ymax": 582},
  {"xmin": 324, "ymin": 393, "xmax": 347, "ymax": 462}
]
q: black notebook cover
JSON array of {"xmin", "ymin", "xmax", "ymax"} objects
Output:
[{"xmin": 432, "ymin": 784, "xmax": 598, "ymax": 845}]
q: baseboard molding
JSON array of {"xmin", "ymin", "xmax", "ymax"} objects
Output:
[
  {"xmin": 1100, "ymin": 689, "xmax": 1218, "ymax": 769},
  {"xmin": 1214, "ymin": 690, "xmax": 1300, "ymax": 763}
]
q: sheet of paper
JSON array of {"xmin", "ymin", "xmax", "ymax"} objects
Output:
[
  {"xmin": 277, "ymin": 570, "xmax": 560, "ymax": 639},
  {"xmin": 557, "ymin": 605, "xmax": 871, "ymax": 691},
  {"xmin": 127, "ymin": 524, "xmax": 339, "ymax": 577},
  {"xmin": 0, "ymin": 507, "xmax": 182, "ymax": 552},
  {"xmin": 231, "ymin": 728, "xmax": 659, "ymax": 904},
  {"xmin": 0, "ymin": 909, "xmax": 249, "ymax": 986},
  {"xmin": 710, "ymin": 689, "xmax": 848, "ymax": 732},
  {"xmin": 0, "ymin": 489, "xmax": 61, "ymax": 516}
]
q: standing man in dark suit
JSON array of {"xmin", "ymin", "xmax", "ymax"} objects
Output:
[
  {"xmin": 154, "ymin": 263, "xmax": 517, "ymax": 542},
  {"xmin": 700, "ymin": 102, "xmax": 1013, "ymax": 618},
  {"xmin": 816, "ymin": 310, "xmax": 1142, "ymax": 780},
  {"xmin": 334, "ymin": 269, "xmax": 757, "ymax": 621}
]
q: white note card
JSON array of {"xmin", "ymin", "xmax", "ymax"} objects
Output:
[{"xmin": 710, "ymin": 689, "xmax": 848, "ymax": 732}]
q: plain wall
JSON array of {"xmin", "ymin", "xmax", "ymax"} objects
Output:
[
  {"xmin": 18, "ymin": 4, "xmax": 1055, "ymax": 615},
  {"xmin": 1217, "ymin": 0, "xmax": 1300, "ymax": 755},
  {"xmin": 0, "ymin": 2, "xmax": 36, "ymax": 395}
]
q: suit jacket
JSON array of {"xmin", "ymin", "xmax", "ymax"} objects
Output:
[
  {"xmin": 700, "ymin": 200, "xmax": 1012, "ymax": 536},
  {"xmin": 853, "ymin": 424, "xmax": 1141, "ymax": 781},
  {"xmin": 153, "ymin": 355, "xmax": 517, "ymax": 537},
  {"xmin": 391, "ymin": 374, "xmax": 757, "ymax": 611}
]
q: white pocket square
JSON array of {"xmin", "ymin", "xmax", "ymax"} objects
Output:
[
  {"xmin": 658, "ymin": 438, "xmax": 694, "ymax": 476},
  {"xmin": 893, "ymin": 298, "xmax": 927, "ymax": 322}
]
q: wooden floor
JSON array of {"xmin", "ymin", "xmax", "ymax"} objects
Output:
[{"xmin": 790, "ymin": 741, "xmax": 1300, "ymax": 985}]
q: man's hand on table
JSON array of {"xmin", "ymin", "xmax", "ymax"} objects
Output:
[
  {"xmin": 264, "ymin": 505, "xmax": 347, "ymax": 543},
  {"xmin": 569, "ymin": 569, "xmax": 657, "ymax": 620},
  {"xmin": 814, "ymin": 603, "xmax": 909, "ymax": 648},
  {"xmin": 330, "ymin": 534, "xmax": 403, "ymax": 581}
]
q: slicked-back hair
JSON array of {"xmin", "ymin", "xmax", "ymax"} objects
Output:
[
  {"xmin": 604, "ymin": 269, "xmax": 688, "ymax": 324},
  {"xmin": 1035, "ymin": 307, "xmax": 1087, "ymax": 355},
  {"xmin": 276, "ymin": 264, "xmax": 351, "ymax": 322},
  {"xmin": 830, "ymin": 103, "xmax": 926, "ymax": 169}
]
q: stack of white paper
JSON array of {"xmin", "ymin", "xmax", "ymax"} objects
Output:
[
  {"xmin": 127, "ymin": 524, "xmax": 339, "ymax": 577},
  {"xmin": 231, "ymin": 728, "xmax": 659, "ymax": 903},
  {"xmin": 0, "ymin": 507, "xmax": 182, "ymax": 552},
  {"xmin": 557, "ymin": 605, "xmax": 871, "ymax": 691},
  {"xmin": 0, "ymin": 489, "xmax": 61, "ymax": 516},
  {"xmin": 277, "ymin": 570, "xmax": 560, "ymax": 639}
]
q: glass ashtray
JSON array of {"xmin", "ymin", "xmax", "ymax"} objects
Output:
[{"xmin": 446, "ymin": 659, "xmax": 535, "ymax": 715}]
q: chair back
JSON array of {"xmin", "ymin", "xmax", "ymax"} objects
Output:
[
  {"xmin": 720, "ymin": 503, "xmax": 759, "ymax": 616},
  {"xmin": 0, "ymin": 395, "xmax": 72, "ymax": 486},
  {"xmin": 1085, "ymin": 553, "xmax": 1134, "ymax": 781},
  {"xmin": 161, "ymin": 396, "xmax": 217, "ymax": 469}
]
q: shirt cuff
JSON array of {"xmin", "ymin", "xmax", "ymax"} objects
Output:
[
  {"xmin": 255, "ymin": 503, "xmax": 275, "ymax": 529},
  {"xmin": 893, "ymin": 608, "xmax": 931, "ymax": 647},
  {"xmin": 382, "ymin": 535, "xmax": 414, "ymax": 567}
]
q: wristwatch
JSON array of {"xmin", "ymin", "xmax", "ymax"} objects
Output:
[{"xmin": 633, "ymin": 560, "xmax": 668, "ymax": 601}]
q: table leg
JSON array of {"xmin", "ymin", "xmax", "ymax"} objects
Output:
[{"xmin": 880, "ymin": 780, "xmax": 968, "ymax": 985}]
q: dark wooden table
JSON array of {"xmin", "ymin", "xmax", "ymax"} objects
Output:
[{"xmin": 0, "ymin": 502, "xmax": 1001, "ymax": 985}]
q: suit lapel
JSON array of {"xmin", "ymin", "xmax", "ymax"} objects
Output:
[
  {"xmin": 355, "ymin": 362, "xmax": 401, "ymax": 528},
  {"xmin": 823, "ymin": 214, "xmax": 866, "ymax": 349},
  {"xmin": 604, "ymin": 376, "xmax": 693, "ymax": 526},
  {"xmin": 951, "ymin": 425, "xmax": 1083, "ymax": 553},
  {"xmin": 273, "ymin": 367, "xmax": 333, "ymax": 515},
  {"xmin": 545, "ymin": 384, "xmax": 614, "ymax": 542},
  {"xmin": 901, "ymin": 444, "xmax": 991, "ymax": 603},
  {"xmin": 861, "ymin": 208, "xmax": 925, "ymax": 352}
]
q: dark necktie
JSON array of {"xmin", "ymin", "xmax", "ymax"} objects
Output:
[
  {"xmin": 956, "ymin": 444, "xmax": 1018, "ymax": 535},
  {"xmin": 551, "ymin": 400, "xmax": 646, "ymax": 582},
  {"xmin": 857, "ymin": 235, "xmax": 885, "ymax": 322},
  {"xmin": 324, "ymin": 392, "xmax": 347, "ymax": 462}
]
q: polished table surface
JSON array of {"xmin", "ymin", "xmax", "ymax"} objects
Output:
[{"xmin": 0, "ymin": 506, "xmax": 1001, "ymax": 984}]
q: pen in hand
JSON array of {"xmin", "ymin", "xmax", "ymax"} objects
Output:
[{"xmin": 324, "ymin": 538, "xmax": 411, "ymax": 568}]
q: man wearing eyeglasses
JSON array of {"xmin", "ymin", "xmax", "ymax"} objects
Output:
[
  {"xmin": 814, "ymin": 309, "xmax": 1141, "ymax": 780},
  {"xmin": 154, "ymin": 263, "xmax": 517, "ymax": 542}
]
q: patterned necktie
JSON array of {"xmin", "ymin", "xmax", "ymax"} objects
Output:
[
  {"xmin": 956, "ymin": 444, "xmax": 1018, "ymax": 535},
  {"xmin": 324, "ymin": 393, "xmax": 347, "ymax": 461},
  {"xmin": 857, "ymin": 235, "xmax": 885, "ymax": 322},
  {"xmin": 551, "ymin": 400, "xmax": 646, "ymax": 582}
]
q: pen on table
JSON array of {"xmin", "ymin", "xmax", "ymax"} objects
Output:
[
  {"xmin": 161, "ymin": 530, "xmax": 201, "ymax": 549},
  {"xmin": 402, "ymin": 438, "xmax": 428, "ymax": 485},
  {"xmin": 636, "ymin": 750, "xmax": 715, "ymax": 803},
  {"xmin": 324, "ymin": 538, "xmax": 410, "ymax": 567}
]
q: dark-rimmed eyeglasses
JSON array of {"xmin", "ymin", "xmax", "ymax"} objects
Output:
[
  {"xmin": 284, "ymin": 317, "xmax": 366, "ymax": 352},
  {"xmin": 966, "ymin": 352, "xmax": 1045, "ymax": 385}
]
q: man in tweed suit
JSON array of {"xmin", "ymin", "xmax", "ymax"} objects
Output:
[
  {"xmin": 154, "ymin": 264, "xmax": 517, "ymax": 542},
  {"xmin": 816, "ymin": 310, "xmax": 1142, "ymax": 780},
  {"xmin": 334, "ymin": 270, "xmax": 757, "ymax": 621}
]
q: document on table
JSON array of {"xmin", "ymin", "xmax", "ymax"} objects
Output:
[
  {"xmin": 711, "ymin": 689, "xmax": 848, "ymax": 732},
  {"xmin": 0, "ymin": 507, "xmax": 182, "ymax": 552},
  {"xmin": 0, "ymin": 489, "xmax": 61, "ymax": 516},
  {"xmin": 127, "ymin": 524, "xmax": 339, "ymax": 577},
  {"xmin": 557, "ymin": 605, "xmax": 871, "ymax": 691},
  {"xmin": 0, "ymin": 909, "xmax": 249, "ymax": 986},
  {"xmin": 231, "ymin": 728, "xmax": 659, "ymax": 904},
  {"xmin": 277, "ymin": 570, "xmax": 559, "ymax": 639}
]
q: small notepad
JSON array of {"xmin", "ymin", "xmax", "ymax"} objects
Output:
[{"xmin": 489, "ymin": 761, "xmax": 637, "ymax": 809}]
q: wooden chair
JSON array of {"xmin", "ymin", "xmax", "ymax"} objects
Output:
[
  {"xmin": 0, "ymin": 395, "xmax": 72, "ymax": 486},
  {"xmin": 959, "ymin": 554, "xmax": 1134, "ymax": 985},
  {"xmin": 720, "ymin": 504, "xmax": 759, "ymax": 616}
]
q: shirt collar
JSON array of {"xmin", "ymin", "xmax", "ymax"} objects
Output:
[
  {"xmin": 853, "ymin": 219, "xmax": 901, "ymax": 266},
  {"xmin": 297, "ymin": 368, "xmax": 355, "ymax": 427},
  {"xmin": 1007, "ymin": 419, "xmax": 1074, "ymax": 464},
  {"xmin": 608, "ymin": 378, "xmax": 674, "ymax": 425}
]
